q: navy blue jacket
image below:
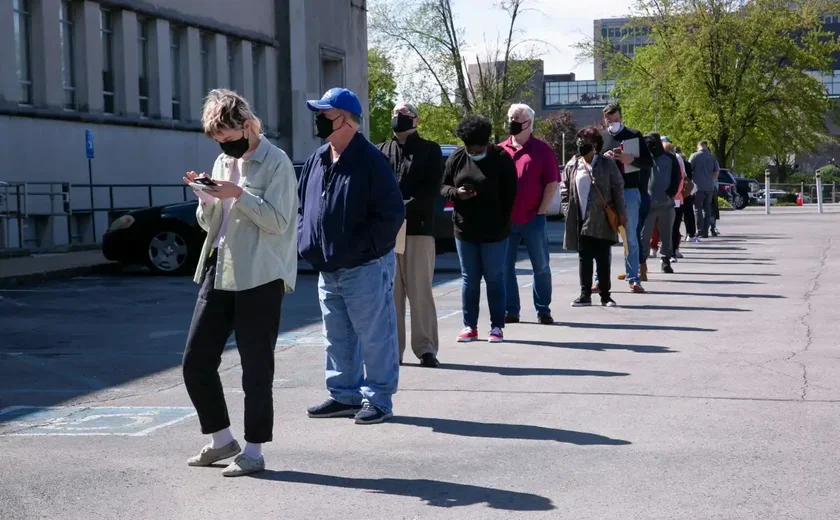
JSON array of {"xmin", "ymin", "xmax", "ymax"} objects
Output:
[{"xmin": 297, "ymin": 132, "xmax": 405, "ymax": 272}]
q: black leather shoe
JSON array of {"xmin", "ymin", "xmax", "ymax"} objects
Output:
[{"xmin": 420, "ymin": 353, "xmax": 440, "ymax": 368}]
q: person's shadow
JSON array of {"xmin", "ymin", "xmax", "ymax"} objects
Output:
[
  {"xmin": 253, "ymin": 471, "xmax": 556, "ymax": 510},
  {"xmin": 390, "ymin": 416, "xmax": 632, "ymax": 446}
]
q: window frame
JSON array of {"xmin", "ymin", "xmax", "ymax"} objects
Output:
[
  {"xmin": 13, "ymin": 0, "xmax": 33, "ymax": 106},
  {"xmin": 170, "ymin": 25, "xmax": 182, "ymax": 120},
  {"xmin": 137, "ymin": 17, "xmax": 150, "ymax": 117},
  {"xmin": 100, "ymin": 8, "xmax": 115, "ymax": 114},
  {"xmin": 59, "ymin": 0, "xmax": 77, "ymax": 110}
]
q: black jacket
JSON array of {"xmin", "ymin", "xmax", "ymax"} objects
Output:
[
  {"xmin": 600, "ymin": 125, "xmax": 654, "ymax": 192},
  {"xmin": 441, "ymin": 145, "xmax": 518, "ymax": 243},
  {"xmin": 378, "ymin": 133, "xmax": 443, "ymax": 236}
]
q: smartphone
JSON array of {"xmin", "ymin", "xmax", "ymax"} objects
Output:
[
  {"xmin": 461, "ymin": 182, "xmax": 476, "ymax": 193},
  {"xmin": 193, "ymin": 177, "xmax": 218, "ymax": 187}
]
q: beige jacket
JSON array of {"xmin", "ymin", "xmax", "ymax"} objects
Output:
[{"xmin": 194, "ymin": 136, "xmax": 299, "ymax": 292}]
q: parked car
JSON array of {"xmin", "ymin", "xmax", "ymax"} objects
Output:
[
  {"xmin": 105, "ymin": 153, "xmax": 463, "ymax": 273},
  {"xmin": 717, "ymin": 169, "xmax": 747, "ymax": 209},
  {"xmin": 734, "ymin": 176, "xmax": 760, "ymax": 206}
]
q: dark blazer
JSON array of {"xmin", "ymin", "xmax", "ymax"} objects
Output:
[{"xmin": 378, "ymin": 132, "xmax": 443, "ymax": 236}]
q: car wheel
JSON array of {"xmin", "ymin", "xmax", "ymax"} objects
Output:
[
  {"xmin": 732, "ymin": 193, "xmax": 747, "ymax": 210},
  {"xmin": 145, "ymin": 225, "xmax": 195, "ymax": 275}
]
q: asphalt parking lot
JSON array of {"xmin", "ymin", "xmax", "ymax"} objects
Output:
[{"xmin": 1, "ymin": 208, "xmax": 839, "ymax": 520}]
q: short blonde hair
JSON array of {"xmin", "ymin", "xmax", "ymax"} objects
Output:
[
  {"xmin": 663, "ymin": 142, "xmax": 675, "ymax": 153},
  {"xmin": 201, "ymin": 88, "xmax": 262, "ymax": 137}
]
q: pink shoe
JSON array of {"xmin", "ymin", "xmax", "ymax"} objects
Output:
[
  {"xmin": 488, "ymin": 327, "xmax": 504, "ymax": 343},
  {"xmin": 457, "ymin": 327, "xmax": 478, "ymax": 342}
]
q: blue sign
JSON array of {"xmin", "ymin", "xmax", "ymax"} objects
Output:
[{"xmin": 85, "ymin": 129, "xmax": 95, "ymax": 159}]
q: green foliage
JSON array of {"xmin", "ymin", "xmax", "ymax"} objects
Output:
[
  {"xmin": 537, "ymin": 110, "xmax": 578, "ymax": 164},
  {"xmin": 717, "ymin": 196, "xmax": 732, "ymax": 209},
  {"xmin": 416, "ymin": 102, "xmax": 462, "ymax": 145},
  {"xmin": 367, "ymin": 48, "xmax": 398, "ymax": 144},
  {"xmin": 817, "ymin": 164, "xmax": 840, "ymax": 178},
  {"xmin": 776, "ymin": 193, "xmax": 799, "ymax": 204},
  {"xmin": 581, "ymin": 0, "xmax": 840, "ymax": 171}
]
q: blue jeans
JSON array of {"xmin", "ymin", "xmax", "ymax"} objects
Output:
[
  {"xmin": 596, "ymin": 188, "xmax": 641, "ymax": 284},
  {"xmin": 318, "ymin": 252, "xmax": 399, "ymax": 413},
  {"xmin": 638, "ymin": 191, "xmax": 651, "ymax": 265},
  {"xmin": 504, "ymin": 214, "xmax": 552, "ymax": 318},
  {"xmin": 623, "ymin": 188, "xmax": 642, "ymax": 283},
  {"xmin": 455, "ymin": 238, "xmax": 508, "ymax": 330}
]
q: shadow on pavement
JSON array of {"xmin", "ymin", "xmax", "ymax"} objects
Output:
[
  {"xmin": 647, "ymin": 291, "xmax": 784, "ymax": 299},
  {"xmin": 253, "ymin": 471, "xmax": 556, "ymax": 511},
  {"xmin": 390, "ymin": 416, "xmax": 632, "ymax": 446},
  {"xmin": 620, "ymin": 304, "xmax": 752, "ymax": 312},
  {"xmin": 504, "ymin": 340, "xmax": 676, "ymax": 354},
  {"xmin": 684, "ymin": 272, "xmax": 779, "ymax": 277},
  {"xmin": 686, "ymin": 261, "xmax": 776, "ymax": 266},
  {"xmin": 437, "ymin": 363, "xmax": 629, "ymax": 377},
  {"xmin": 682, "ymin": 246, "xmax": 747, "ymax": 251},
  {"xmin": 661, "ymin": 280, "xmax": 763, "ymax": 285},
  {"xmin": 559, "ymin": 322, "xmax": 715, "ymax": 333}
]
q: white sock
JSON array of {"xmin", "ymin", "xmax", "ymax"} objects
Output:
[
  {"xmin": 242, "ymin": 442, "xmax": 262, "ymax": 459},
  {"xmin": 210, "ymin": 428, "xmax": 234, "ymax": 449}
]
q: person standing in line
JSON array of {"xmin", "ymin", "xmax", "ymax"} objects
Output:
[
  {"xmin": 500, "ymin": 103, "xmax": 559, "ymax": 326},
  {"xmin": 561, "ymin": 126, "xmax": 627, "ymax": 307},
  {"xmin": 442, "ymin": 115, "xmax": 518, "ymax": 343},
  {"xmin": 663, "ymin": 139, "xmax": 687, "ymax": 260},
  {"xmin": 599, "ymin": 102, "xmax": 653, "ymax": 292},
  {"xmin": 639, "ymin": 133, "xmax": 682, "ymax": 274},
  {"xmin": 378, "ymin": 102, "xmax": 443, "ymax": 368},
  {"xmin": 689, "ymin": 141, "xmax": 720, "ymax": 239},
  {"xmin": 675, "ymin": 146, "xmax": 698, "ymax": 243},
  {"xmin": 181, "ymin": 89, "xmax": 299, "ymax": 477},
  {"xmin": 298, "ymin": 88, "xmax": 405, "ymax": 425}
]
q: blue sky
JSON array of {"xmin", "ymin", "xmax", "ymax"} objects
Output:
[{"xmin": 451, "ymin": 0, "xmax": 636, "ymax": 79}]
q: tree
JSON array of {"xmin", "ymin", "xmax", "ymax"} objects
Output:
[
  {"xmin": 370, "ymin": 0, "xmax": 547, "ymax": 139},
  {"xmin": 368, "ymin": 48, "xmax": 398, "ymax": 144},
  {"xmin": 416, "ymin": 102, "xmax": 462, "ymax": 144},
  {"xmin": 579, "ymin": 0, "xmax": 840, "ymax": 169},
  {"xmin": 538, "ymin": 110, "xmax": 578, "ymax": 165}
]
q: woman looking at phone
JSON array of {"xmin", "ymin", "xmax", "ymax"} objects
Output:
[
  {"xmin": 180, "ymin": 89, "xmax": 298, "ymax": 477},
  {"xmin": 441, "ymin": 115, "xmax": 518, "ymax": 343}
]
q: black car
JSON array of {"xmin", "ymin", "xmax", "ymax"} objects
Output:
[
  {"xmin": 717, "ymin": 169, "xmax": 748, "ymax": 210},
  {"xmin": 104, "ymin": 151, "xmax": 459, "ymax": 274}
]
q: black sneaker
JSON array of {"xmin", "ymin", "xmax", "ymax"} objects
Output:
[
  {"xmin": 661, "ymin": 260, "xmax": 674, "ymax": 274},
  {"xmin": 504, "ymin": 314, "xmax": 520, "ymax": 324},
  {"xmin": 420, "ymin": 353, "xmax": 440, "ymax": 368},
  {"xmin": 307, "ymin": 399, "xmax": 362, "ymax": 418},
  {"xmin": 354, "ymin": 402, "xmax": 393, "ymax": 425},
  {"xmin": 711, "ymin": 228, "xmax": 720, "ymax": 237},
  {"xmin": 572, "ymin": 295, "xmax": 592, "ymax": 307},
  {"xmin": 538, "ymin": 314, "xmax": 555, "ymax": 325},
  {"xmin": 601, "ymin": 297, "xmax": 617, "ymax": 307}
]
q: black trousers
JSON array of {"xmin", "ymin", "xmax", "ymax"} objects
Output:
[
  {"xmin": 183, "ymin": 256, "xmax": 285, "ymax": 444},
  {"xmin": 579, "ymin": 235, "xmax": 613, "ymax": 298},
  {"xmin": 681, "ymin": 195, "xmax": 697, "ymax": 238}
]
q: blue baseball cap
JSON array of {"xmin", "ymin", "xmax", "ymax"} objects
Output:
[
  {"xmin": 661, "ymin": 136, "xmax": 672, "ymax": 143},
  {"xmin": 306, "ymin": 88, "xmax": 362, "ymax": 116}
]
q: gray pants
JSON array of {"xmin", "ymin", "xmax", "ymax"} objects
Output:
[
  {"xmin": 694, "ymin": 190, "xmax": 714, "ymax": 236},
  {"xmin": 641, "ymin": 205, "xmax": 675, "ymax": 261}
]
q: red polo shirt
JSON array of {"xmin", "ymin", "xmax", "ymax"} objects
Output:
[{"xmin": 500, "ymin": 136, "xmax": 561, "ymax": 225}]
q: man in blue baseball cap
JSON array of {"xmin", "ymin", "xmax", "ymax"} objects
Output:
[{"xmin": 298, "ymin": 87, "xmax": 406, "ymax": 425}]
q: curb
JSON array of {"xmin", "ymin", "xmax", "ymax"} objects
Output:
[{"xmin": 0, "ymin": 262, "xmax": 123, "ymax": 289}]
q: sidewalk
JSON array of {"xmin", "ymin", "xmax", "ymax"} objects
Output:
[{"xmin": 0, "ymin": 249, "xmax": 117, "ymax": 288}]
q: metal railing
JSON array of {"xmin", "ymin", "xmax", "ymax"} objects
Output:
[{"xmin": 0, "ymin": 181, "xmax": 194, "ymax": 250}]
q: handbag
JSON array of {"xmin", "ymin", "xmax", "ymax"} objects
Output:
[
  {"xmin": 682, "ymin": 178, "xmax": 696, "ymax": 199},
  {"xmin": 588, "ymin": 166, "xmax": 620, "ymax": 232}
]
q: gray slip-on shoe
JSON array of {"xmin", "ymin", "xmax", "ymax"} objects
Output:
[
  {"xmin": 222, "ymin": 454, "xmax": 265, "ymax": 477},
  {"xmin": 187, "ymin": 440, "xmax": 241, "ymax": 467}
]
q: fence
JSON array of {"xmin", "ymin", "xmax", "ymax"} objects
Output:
[
  {"xmin": 0, "ymin": 181, "xmax": 194, "ymax": 250},
  {"xmin": 762, "ymin": 183, "xmax": 838, "ymax": 204}
]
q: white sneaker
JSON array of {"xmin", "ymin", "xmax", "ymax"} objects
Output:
[{"xmin": 649, "ymin": 248, "xmax": 658, "ymax": 258}]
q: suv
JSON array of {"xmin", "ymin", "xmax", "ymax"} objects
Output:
[{"xmin": 717, "ymin": 169, "xmax": 748, "ymax": 210}]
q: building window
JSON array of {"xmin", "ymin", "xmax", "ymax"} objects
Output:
[
  {"xmin": 170, "ymin": 26, "xmax": 181, "ymax": 120},
  {"xmin": 137, "ymin": 18, "xmax": 150, "ymax": 117},
  {"xmin": 252, "ymin": 45, "xmax": 262, "ymax": 116},
  {"xmin": 13, "ymin": 0, "xmax": 33, "ymax": 105},
  {"xmin": 601, "ymin": 27, "xmax": 607, "ymax": 37},
  {"xmin": 59, "ymin": 1, "xmax": 76, "ymax": 110},
  {"xmin": 100, "ymin": 8, "xmax": 115, "ymax": 114},
  {"xmin": 199, "ymin": 33, "xmax": 211, "ymax": 96},
  {"xmin": 228, "ymin": 39, "xmax": 239, "ymax": 90}
]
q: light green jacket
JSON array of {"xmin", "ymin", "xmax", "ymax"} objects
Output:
[{"xmin": 194, "ymin": 136, "xmax": 298, "ymax": 293}]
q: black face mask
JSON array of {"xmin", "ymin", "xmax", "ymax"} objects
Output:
[
  {"xmin": 315, "ymin": 113, "xmax": 340, "ymax": 139},
  {"xmin": 219, "ymin": 132, "xmax": 250, "ymax": 159},
  {"xmin": 576, "ymin": 138, "xmax": 594, "ymax": 157},
  {"xmin": 509, "ymin": 121, "xmax": 527, "ymax": 136},
  {"xmin": 391, "ymin": 114, "xmax": 415, "ymax": 133}
]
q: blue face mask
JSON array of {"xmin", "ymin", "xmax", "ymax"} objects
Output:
[{"xmin": 468, "ymin": 152, "xmax": 487, "ymax": 162}]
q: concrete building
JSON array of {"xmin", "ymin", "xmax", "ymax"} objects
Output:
[{"xmin": 0, "ymin": 0, "xmax": 368, "ymax": 248}]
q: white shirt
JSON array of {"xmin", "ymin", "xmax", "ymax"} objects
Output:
[
  {"xmin": 212, "ymin": 155, "xmax": 247, "ymax": 248},
  {"xmin": 575, "ymin": 157, "xmax": 595, "ymax": 219}
]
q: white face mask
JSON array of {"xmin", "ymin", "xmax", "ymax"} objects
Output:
[{"xmin": 608, "ymin": 122, "xmax": 623, "ymax": 134}]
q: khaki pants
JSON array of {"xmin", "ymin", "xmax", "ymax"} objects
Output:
[{"xmin": 394, "ymin": 235, "xmax": 439, "ymax": 360}]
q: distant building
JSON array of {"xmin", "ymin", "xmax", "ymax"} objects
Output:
[{"xmin": 0, "ymin": 0, "xmax": 368, "ymax": 248}]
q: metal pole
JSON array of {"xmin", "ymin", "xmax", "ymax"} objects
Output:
[
  {"xmin": 562, "ymin": 133, "xmax": 566, "ymax": 164},
  {"xmin": 15, "ymin": 185, "xmax": 23, "ymax": 248},
  {"xmin": 816, "ymin": 171, "xmax": 824, "ymax": 214},
  {"xmin": 833, "ymin": 182, "xmax": 836, "ymax": 204},
  {"xmin": 764, "ymin": 169, "xmax": 771, "ymax": 215},
  {"xmin": 88, "ymin": 158, "xmax": 96, "ymax": 242},
  {"xmin": 801, "ymin": 182, "xmax": 805, "ymax": 203}
]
